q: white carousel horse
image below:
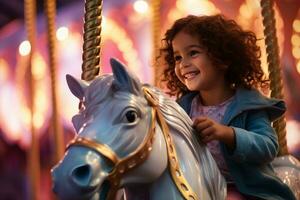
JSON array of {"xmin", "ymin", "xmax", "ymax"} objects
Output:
[{"xmin": 51, "ymin": 58, "xmax": 226, "ymax": 200}]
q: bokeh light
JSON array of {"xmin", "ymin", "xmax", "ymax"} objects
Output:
[
  {"xmin": 133, "ymin": 0, "xmax": 149, "ymax": 14},
  {"xmin": 19, "ymin": 40, "xmax": 31, "ymax": 56},
  {"xmin": 293, "ymin": 19, "xmax": 300, "ymax": 32},
  {"xmin": 56, "ymin": 26, "xmax": 69, "ymax": 41}
]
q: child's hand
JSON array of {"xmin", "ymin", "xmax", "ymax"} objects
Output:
[{"xmin": 193, "ymin": 117, "xmax": 236, "ymax": 148}]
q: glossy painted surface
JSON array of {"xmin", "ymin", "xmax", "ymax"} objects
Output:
[{"xmin": 272, "ymin": 155, "xmax": 300, "ymax": 199}]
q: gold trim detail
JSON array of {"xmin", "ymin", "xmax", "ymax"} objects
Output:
[{"xmin": 67, "ymin": 137, "xmax": 120, "ymax": 165}]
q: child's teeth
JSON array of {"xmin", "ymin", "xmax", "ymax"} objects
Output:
[
  {"xmin": 186, "ymin": 73, "xmax": 194, "ymax": 78},
  {"xmin": 185, "ymin": 72, "xmax": 198, "ymax": 79}
]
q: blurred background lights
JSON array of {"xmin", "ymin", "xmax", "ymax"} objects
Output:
[
  {"xmin": 0, "ymin": 58, "xmax": 9, "ymax": 81},
  {"xmin": 56, "ymin": 26, "xmax": 69, "ymax": 41},
  {"xmin": 19, "ymin": 40, "xmax": 31, "ymax": 56},
  {"xmin": 291, "ymin": 34, "xmax": 300, "ymax": 46},
  {"xmin": 293, "ymin": 19, "xmax": 300, "ymax": 32},
  {"xmin": 32, "ymin": 53, "xmax": 47, "ymax": 79},
  {"xmin": 292, "ymin": 47, "xmax": 300, "ymax": 59},
  {"xmin": 297, "ymin": 61, "xmax": 300, "ymax": 74},
  {"xmin": 133, "ymin": 0, "xmax": 149, "ymax": 14}
]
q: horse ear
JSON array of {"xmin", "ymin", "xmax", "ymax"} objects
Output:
[
  {"xmin": 110, "ymin": 58, "xmax": 142, "ymax": 95},
  {"xmin": 66, "ymin": 74, "xmax": 88, "ymax": 99}
]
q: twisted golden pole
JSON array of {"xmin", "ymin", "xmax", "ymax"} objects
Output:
[
  {"xmin": 151, "ymin": 0, "xmax": 161, "ymax": 86},
  {"xmin": 45, "ymin": 0, "xmax": 64, "ymax": 162},
  {"xmin": 260, "ymin": 0, "xmax": 288, "ymax": 155},
  {"xmin": 24, "ymin": 0, "xmax": 40, "ymax": 199},
  {"xmin": 81, "ymin": 0, "xmax": 103, "ymax": 81}
]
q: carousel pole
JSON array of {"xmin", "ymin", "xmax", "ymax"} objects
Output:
[
  {"xmin": 45, "ymin": 0, "xmax": 64, "ymax": 162},
  {"xmin": 260, "ymin": 0, "xmax": 288, "ymax": 155},
  {"xmin": 81, "ymin": 0, "xmax": 103, "ymax": 81},
  {"xmin": 24, "ymin": 0, "xmax": 40, "ymax": 199},
  {"xmin": 151, "ymin": 0, "xmax": 161, "ymax": 86}
]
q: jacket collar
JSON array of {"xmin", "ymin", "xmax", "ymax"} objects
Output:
[
  {"xmin": 221, "ymin": 88, "xmax": 285, "ymax": 124},
  {"xmin": 177, "ymin": 88, "xmax": 286, "ymax": 125}
]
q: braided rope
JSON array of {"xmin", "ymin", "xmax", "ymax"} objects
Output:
[
  {"xmin": 151, "ymin": 0, "xmax": 161, "ymax": 86},
  {"xmin": 260, "ymin": 0, "xmax": 288, "ymax": 155},
  {"xmin": 45, "ymin": 0, "xmax": 64, "ymax": 161},
  {"xmin": 81, "ymin": 0, "xmax": 103, "ymax": 81},
  {"xmin": 24, "ymin": 0, "xmax": 40, "ymax": 199}
]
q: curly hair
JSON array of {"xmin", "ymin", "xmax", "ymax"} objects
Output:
[{"xmin": 158, "ymin": 14, "xmax": 269, "ymax": 98}]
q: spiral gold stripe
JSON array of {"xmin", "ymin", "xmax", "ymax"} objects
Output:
[
  {"xmin": 156, "ymin": 109, "xmax": 199, "ymax": 200},
  {"xmin": 143, "ymin": 88, "xmax": 199, "ymax": 199},
  {"xmin": 260, "ymin": 0, "xmax": 288, "ymax": 155},
  {"xmin": 24, "ymin": 0, "xmax": 40, "ymax": 199},
  {"xmin": 81, "ymin": 0, "xmax": 103, "ymax": 81},
  {"xmin": 45, "ymin": 0, "xmax": 65, "ymax": 163},
  {"xmin": 151, "ymin": 0, "xmax": 161, "ymax": 86}
]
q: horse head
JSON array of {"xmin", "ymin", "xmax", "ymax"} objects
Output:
[{"xmin": 52, "ymin": 58, "xmax": 169, "ymax": 199}]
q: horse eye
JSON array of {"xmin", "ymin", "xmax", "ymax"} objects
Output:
[{"xmin": 125, "ymin": 110, "xmax": 137, "ymax": 123}]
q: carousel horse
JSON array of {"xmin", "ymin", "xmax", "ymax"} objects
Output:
[{"xmin": 51, "ymin": 58, "xmax": 226, "ymax": 200}]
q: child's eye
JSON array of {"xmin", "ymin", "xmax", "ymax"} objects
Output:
[
  {"xmin": 189, "ymin": 50, "xmax": 200, "ymax": 57},
  {"xmin": 174, "ymin": 55, "xmax": 182, "ymax": 62}
]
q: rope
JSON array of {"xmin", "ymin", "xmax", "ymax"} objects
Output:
[
  {"xmin": 45, "ymin": 0, "xmax": 64, "ymax": 162},
  {"xmin": 24, "ymin": 0, "xmax": 40, "ymax": 199},
  {"xmin": 260, "ymin": 0, "xmax": 288, "ymax": 155},
  {"xmin": 151, "ymin": 0, "xmax": 161, "ymax": 86},
  {"xmin": 81, "ymin": 0, "xmax": 103, "ymax": 81}
]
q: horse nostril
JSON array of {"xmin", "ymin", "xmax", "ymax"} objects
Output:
[{"xmin": 71, "ymin": 164, "xmax": 92, "ymax": 187}]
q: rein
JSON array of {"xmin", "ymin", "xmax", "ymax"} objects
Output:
[{"xmin": 66, "ymin": 87, "xmax": 199, "ymax": 200}]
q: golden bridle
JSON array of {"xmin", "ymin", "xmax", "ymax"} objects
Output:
[{"xmin": 66, "ymin": 87, "xmax": 199, "ymax": 200}]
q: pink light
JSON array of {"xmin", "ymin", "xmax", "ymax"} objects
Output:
[{"xmin": 286, "ymin": 120, "xmax": 300, "ymax": 153}]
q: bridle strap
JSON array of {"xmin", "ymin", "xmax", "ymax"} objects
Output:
[
  {"xmin": 155, "ymin": 107, "xmax": 198, "ymax": 200},
  {"xmin": 66, "ymin": 137, "xmax": 120, "ymax": 165},
  {"xmin": 142, "ymin": 87, "xmax": 198, "ymax": 200},
  {"xmin": 105, "ymin": 107, "xmax": 156, "ymax": 199}
]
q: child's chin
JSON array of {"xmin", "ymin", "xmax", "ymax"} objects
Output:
[{"xmin": 186, "ymin": 85, "xmax": 199, "ymax": 92}]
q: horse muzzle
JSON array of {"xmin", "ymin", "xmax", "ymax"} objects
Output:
[{"xmin": 51, "ymin": 148, "xmax": 108, "ymax": 200}]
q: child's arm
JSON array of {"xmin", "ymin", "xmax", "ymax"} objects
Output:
[
  {"xmin": 193, "ymin": 110, "xmax": 279, "ymax": 164},
  {"xmin": 225, "ymin": 110, "xmax": 279, "ymax": 164}
]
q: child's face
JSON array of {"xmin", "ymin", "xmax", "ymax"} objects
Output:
[{"xmin": 172, "ymin": 31, "xmax": 227, "ymax": 92}]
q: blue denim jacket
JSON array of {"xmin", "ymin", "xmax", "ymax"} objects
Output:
[{"xmin": 178, "ymin": 88, "xmax": 296, "ymax": 200}]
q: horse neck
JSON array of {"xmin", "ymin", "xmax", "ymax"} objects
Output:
[{"xmin": 149, "ymin": 128, "xmax": 211, "ymax": 200}]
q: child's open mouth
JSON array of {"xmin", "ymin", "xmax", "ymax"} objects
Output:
[{"xmin": 183, "ymin": 71, "xmax": 200, "ymax": 80}]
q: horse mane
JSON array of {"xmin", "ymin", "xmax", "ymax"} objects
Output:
[
  {"xmin": 144, "ymin": 85, "xmax": 225, "ymax": 198},
  {"xmin": 142, "ymin": 85, "xmax": 203, "ymax": 159}
]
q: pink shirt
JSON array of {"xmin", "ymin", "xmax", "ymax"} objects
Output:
[{"xmin": 190, "ymin": 94, "xmax": 234, "ymax": 182}]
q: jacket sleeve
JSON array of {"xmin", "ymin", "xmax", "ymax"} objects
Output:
[{"xmin": 225, "ymin": 110, "xmax": 279, "ymax": 164}]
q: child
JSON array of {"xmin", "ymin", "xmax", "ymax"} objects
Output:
[{"xmin": 159, "ymin": 14, "xmax": 296, "ymax": 200}]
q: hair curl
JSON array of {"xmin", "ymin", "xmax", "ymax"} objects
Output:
[{"xmin": 158, "ymin": 14, "xmax": 269, "ymax": 98}]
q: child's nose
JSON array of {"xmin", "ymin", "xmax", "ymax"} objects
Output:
[{"xmin": 180, "ymin": 57, "xmax": 191, "ymax": 68}]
